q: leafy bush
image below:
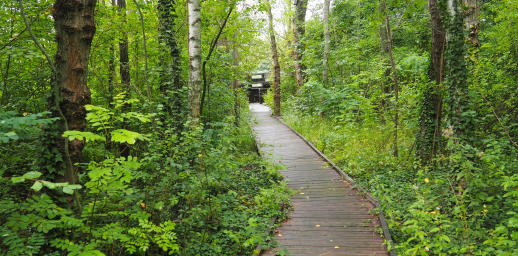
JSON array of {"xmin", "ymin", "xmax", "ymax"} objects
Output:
[{"xmin": 0, "ymin": 97, "xmax": 291, "ymax": 255}]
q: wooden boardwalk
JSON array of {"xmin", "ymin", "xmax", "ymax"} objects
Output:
[{"xmin": 250, "ymin": 104, "xmax": 390, "ymax": 256}]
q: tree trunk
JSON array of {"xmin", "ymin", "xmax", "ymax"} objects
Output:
[
  {"xmin": 188, "ymin": 0, "xmax": 202, "ymax": 119},
  {"xmin": 267, "ymin": 2, "xmax": 281, "ymax": 116},
  {"xmin": 158, "ymin": 0, "xmax": 182, "ymax": 126},
  {"xmin": 200, "ymin": 7, "xmax": 233, "ymax": 118},
  {"xmin": 292, "ymin": 18, "xmax": 303, "ymax": 89},
  {"xmin": 1, "ymin": 55, "xmax": 10, "ymax": 107},
  {"xmin": 378, "ymin": 0, "xmax": 391, "ymax": 112},
  {"xmin": 133, "ymin": 0, "xmax": 150, "ymax": 103},
  {"xmin": 118, "ymin": 0, "xmax": 130, "ymax": 158},
  {"xmin": 445, "ymin": 0, "xmax": 469, "ymax": 142},
  {"xmin": 118, "ymin": 0, "xmax": 130, "ymax": 98},
  {"xmin": 381, "ymin": 0, "xmax": 399, "ymax": 157},
  {"xmin": 232, "ymin": 41, "xmax": 240, "ymax": 123},
  {"xmin": 464, "ymin": 0, "xmax": 479, "ymax": 47},
  {"xmin": 323, "ymin": 0, "xmax": 330, "ymax": 84},
  {"xmin": 107, "ymin": 0, "xmax": 116, "ymax": 106},
  {"xmin": 52, "ymin": 0, "xmax": 96, "ymax": 198},
  {"xmin": 293, "ymin": 0, "xmax": 307, "ymax": 89},
  {"xmin": 417, "ymin": 0, "xmax": 446, "ymax": 162}
]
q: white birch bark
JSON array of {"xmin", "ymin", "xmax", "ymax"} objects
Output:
[{"xmin": 188, "ymin": 0, "xmax": 201, "ymax": 119}]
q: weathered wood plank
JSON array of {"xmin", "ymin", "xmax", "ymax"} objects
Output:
[{"xmin": 250, "ymin": 104, "xmax": 390, "ymax": 256}]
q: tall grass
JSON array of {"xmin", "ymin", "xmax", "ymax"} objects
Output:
[{"xmin": 283, "ymin": 111, "xmax": 414, "ymax": 180}]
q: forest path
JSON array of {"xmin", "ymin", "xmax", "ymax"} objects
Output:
[{"xmin": 250, "ymin": 103, "xmax": 390, "ymax": 256}]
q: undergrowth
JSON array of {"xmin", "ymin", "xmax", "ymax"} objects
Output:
[
  {"xmin": 280, "ymin": 95, "xmax": 518, "ymax": 255},
  {"xmin": 0, "ymin": 97, "xmax": 292, "ymax": 255}
]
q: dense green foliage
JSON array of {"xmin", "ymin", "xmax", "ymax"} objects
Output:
[
  {"xmin": 1, "ymin": 0, "xmax": 291, "ymax": 255},
  {"xmin": 4, "ymin": 0, "xmax": 518, "ymax": 254},
  {"xmin": 264, "ymin": 0, "xmax": 518, "ymax": 254}
]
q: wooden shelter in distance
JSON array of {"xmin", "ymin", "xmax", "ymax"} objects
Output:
[{"xmin": 242, "ymin": 72, "xmax": 271, "ymax": 103}]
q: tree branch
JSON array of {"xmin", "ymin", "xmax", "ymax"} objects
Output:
[{"xmin": 200, "ymin": 6, "xmax": 233, "ymax": 118}]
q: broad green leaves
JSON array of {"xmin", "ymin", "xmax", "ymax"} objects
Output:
[
  {"xmin": 111, "ymin": 129, "xmax": 148, "ymax": 144},
  {"xmin": 63, "ymin": 129, "xmax": 148, "ymax": 144},
  {"xmin": 63, "ymin": 131, "xmax": 106, "ymax": 142},
  {"xmin": 63, "ymin": 95, "xmax": 150, "ymax": 144},
  {"xmin": 9, "ymin": 170, "xmax": 82, "ymax": 194}
]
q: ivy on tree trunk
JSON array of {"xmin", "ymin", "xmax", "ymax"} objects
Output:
[
  {"xmin": 52, "ymin": 0, "xmax": 96, "ymax": 204},
  {"xmin": 417, "ymin": 0, "xmax": 446, "ymax": 162}
]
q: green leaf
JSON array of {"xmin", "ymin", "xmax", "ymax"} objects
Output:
[
  {"xmin": 31, "ymin": 181, "xmax": 43, "ymax": 192},
  {"xmin": 111, "ymin": 129, "xmax": 147, "ymax": 144},
  {"xmin": 89, "ymin": 167, "xmax": 111, "ymax": 180},
  {"xmin": 63, "ymin": 130, "xmax": 105, "ymax": 142},
  {"xmin": 78, "ymin": 250, "xmax": 105, "ymax": 256},
  {"xmin": 509, "ymin": 217, "xmax": 518, "ymax": 228},
  {"xmin": 429, "ymin": 227, "xmax": 440, "ymax": 233},
  {"xmin": 41, "ymin": 181, "xmax": 68, "ymax": 190},
  {"xmin": 11, "ymin": 177, "xmax": 25, "ymax": 183},
  {"xmin": 63, "ymin": 184, "xmax": 82, "ymax": 195},
  {"xmin": 22, "ymin": 171, "xmax": 42, "ymax": 179}
]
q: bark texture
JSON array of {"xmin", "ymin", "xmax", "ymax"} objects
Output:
[
  {"xmin": 267, "ymin": 3, "xmax": 281, "ymax": 116},
  {"xmin": 323, "ymin": 0, "xmax": 330, "ymax": 83},
  {"xmin": 188, "ymin": 0, "xmax": 201, "ymax": 119},
  {"xmin": 118, "ymin": 0, "xmax": 130, "ymax": 95},
  {"xmin": 52, "ymin": 0, "xmax": 96, "ymax": 183},
  {"xmin": 293, "ymin": 0, "xmax": 307, "ymax": 89},
  {"xmin": 464, "ymin": 0, "xmax": 479, "ymax": 47},
  {"xmin": 292, "ymin": 18, "xmax": 304, "ymax": 88},
  {"xmin": 417, "ymin": 0, "xmax": 446, "ymax": 162}
]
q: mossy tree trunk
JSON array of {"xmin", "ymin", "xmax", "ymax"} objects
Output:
[
  {"xmin": 417, "ymin": 0, "xmax": 446, "ymax": 162},
  {"xmin": 158, "ymin": 0, "xmax": 183, "ymax": 127}
]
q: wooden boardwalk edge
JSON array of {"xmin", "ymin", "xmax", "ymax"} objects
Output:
[
  {"xmin": 252, "ymin": 120, "xmax": 284, "ymax": 256},
  {"xmin": 272, "ymin": 116, "xmax": 397, "ymax": 256}
]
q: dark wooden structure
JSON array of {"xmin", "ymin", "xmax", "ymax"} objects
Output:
[
  {"xmin": 250, "ymin": 103, "xmax": 396, "ymax": 256},
  {"xmin": 243, "ymin": 72, "xmax": 271, "ymax": 103}
]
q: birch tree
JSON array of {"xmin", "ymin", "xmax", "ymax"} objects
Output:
[
  {"xmin": 293, "ymin": 0, "xmax": 307, "ymax": 89},
  {"xmin": 188, "ymin": 0, "xmax": 201, "ymax": 119}
]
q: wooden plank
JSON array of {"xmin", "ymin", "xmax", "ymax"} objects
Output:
[{"xmin": 250, "ymin": 103, "xmax": 391, "ymax": 256}]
